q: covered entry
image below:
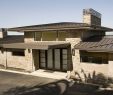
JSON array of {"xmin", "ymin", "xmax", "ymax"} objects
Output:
[
  {"xmin": 39, "ymin": 49, "xmax": 68, "ymax": 72},
  {"xmin": 1, "ymin": 42, "xmax": 71, "ymax": 72},
  {"xmin": 32, "ymin": 42, "xmax": 71, "ymax": 72}
]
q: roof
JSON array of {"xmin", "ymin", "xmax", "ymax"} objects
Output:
[
  {"xmin": 1, "ymin": 42, "xmax": 70, "ymax": 49},
  {"xmin": 0, "ymin": 35, "xmax": 70, "ymax": 49},
  {"xmin": 0, "ymin": 35, "xmax": 24, "ymax": 44},
  {"xmin": 7, "ymin": 22, "xmax": 113, "ymax": 32},
  {"xmin": 74, "ymin": 36, "xmax": 113, "ymax": 52}
]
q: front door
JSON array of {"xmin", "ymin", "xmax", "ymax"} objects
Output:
[{"xmin": 39, "ymin": 49, "xmax": 68, "ymax": 72}]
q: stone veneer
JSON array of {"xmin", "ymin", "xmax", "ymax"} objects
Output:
[
  {"xmin": 0, "ymin": 48, "xmax": 33, "ymax": 72},
  {"xmin": 24, "ymin": 32, "xmax": 34, "ymax": 43},
  {"xmin": 66, "ymin": 38, "xmax": 81, "ymax": 71}
]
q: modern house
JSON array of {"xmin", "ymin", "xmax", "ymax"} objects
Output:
[{"xmin": 0, "ymin": 8, "xmax": 113, "ymax": 78}]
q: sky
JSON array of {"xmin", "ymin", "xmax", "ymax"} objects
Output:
[{"xmin": 0, "ymin": 0, "xmax": 113, "ymax": 34}]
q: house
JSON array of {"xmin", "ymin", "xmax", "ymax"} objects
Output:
[{"xmin": 0, "ymin": 8, "xmax": 113, "ymax": 78}]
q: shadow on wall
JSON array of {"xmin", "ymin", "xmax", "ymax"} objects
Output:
[
  {"xmin": 70, "ymin": 69, "xmax": 113, "ymax": 87},
  {"xmin": 68, "ymin": 69, "xmax": 113, "ymax": 95},
  {"xmin": 3, "ymin": 80, "xmax": 69, "ymax": 95}
]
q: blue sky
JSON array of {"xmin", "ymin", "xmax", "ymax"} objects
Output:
[{"xmin": 0, "ymin": 0, "xmax": 113, "ymax": 29}]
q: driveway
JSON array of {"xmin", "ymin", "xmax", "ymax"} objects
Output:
[{"xmin": 0, "ymin": 71, "xmax": 69, "ymax": 95}]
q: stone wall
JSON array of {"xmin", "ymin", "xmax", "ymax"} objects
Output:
[
  {"xmin": 0, "ymin": 28, "xmax": 7, "ymax": 38},
  {"xmin": 66, "ymin": 38, "xmax": 81, "ymax": 71},
  {"xmin": 108, "ymin": 53, "xmax": 113, "ymax": 77},
  {"xmin": 0, "ymin": 49, "xmax": 33, "ymax": 72},
  {"xmin": 0, "ymin": 49, "xmax": 6, "ymax": 68},
  {"xmin": 79, "ymin": 62, "xmax": 108, "ymax": 75},
  {"xmin": 24, "ymin": 32, "xmax": 34, "ymax": 43}
]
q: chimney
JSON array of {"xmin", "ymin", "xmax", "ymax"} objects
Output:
[
  {"xmin": 0, "ymin": 28, "xmax": 7, "ymax": 38},
  {"xmin": 83, "ymin": 8, "xmax": 101, "ymax": 26}
]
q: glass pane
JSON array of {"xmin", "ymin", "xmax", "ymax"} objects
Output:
[
  {"xmin": 40, "ymin": 63, "xmax": 46, "ymax": 68},
  {"xmin": 35, "ymin": 32, "xmax": 41, "ymax": 41},
  {"xmin": 40, "ymin": 50, "xmax": 46, "ymax": 68},
  {"xmin": 62, "ymin": 49, "xmax": 67, "ymax": 54},
  {"xmin": 58, "ymin": 31, "xmax": 67, "ymax": 41},
  {"xmin": 63, "ymin": 60, "xmax": 67, "ymax": 65},
  {"xmin": 40, "ymin": 58, "xmax": 46, "ymax": 63},
  {"xmin": 42, "ymin": 31, "xmax": 57, "ymax": 41},
  {"xmin": 47, "ymin": 49, "xmax": 53, "ymax": 69},
  {"xmin": 63, "ymin": 54, "xmax": 67, "ymax": 59},
  {"xmin": 62, "ymin": 64, "xmax": 67, "ymax": 71},
  {"xmin": 54, "ymin": 49, "xmax": 60, "ymax": 70}
]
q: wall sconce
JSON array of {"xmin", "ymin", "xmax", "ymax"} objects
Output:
[
  {"xmin": 28, "ymin": 49, "xmax": 31, "ymax": 53},
  {"xmin": 72, "ymin": 49, "xmax": 75, "ymax": 56}
]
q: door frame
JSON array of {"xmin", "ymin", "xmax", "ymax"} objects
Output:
[{"xmin": 39, "ymin": 48, "xmax": 67, "ymax": 72}]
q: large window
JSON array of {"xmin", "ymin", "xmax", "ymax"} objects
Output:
[
  {"xmin": 58, "ymin": 31, "xmax": 68, "ymax": 41},
  {"xmin": 34, "ymin": 32, "xmax": 41, "ymax": 41},
  {"xmin": 39, "ymin": 49, "xmax": 68, "ymax": 72},
  {"xmin": 12, "ymin": 50, "xmax": 25, "ymax": 56},
  {"xmin": 42, "ymin": 32, "xmax": 57, "ymax": 41},
  {"xmin": 80, "ymin": 56, "xmax": 108, "ymax": 64},
  {"xmin": 34, "ymin": 31, "xmax": 68, "ymax": 41}
]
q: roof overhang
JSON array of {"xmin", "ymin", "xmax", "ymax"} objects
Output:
[
  {"xmin": 1, "ymin": 42, "xmax": 70, "ymax": 50},
  {"xmin": 75, "ymin": 48, "xmax": 113, "ymax": 53},
  {"xmin": 74, "ymin": 36, "xmax": 113, "ymax": 52},
  {"xmin": 74, "ymin": 43, "xmax": 113, "ymax": 52},
  {"xmin": 7, "ymin": 22, "xmax": 113, "ymax": 32}
]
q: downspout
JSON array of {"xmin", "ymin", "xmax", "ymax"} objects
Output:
[
  {"xmin": 5, "ymin": 48, "xmax": 7, "ymax": 69},
  {"xmin": 32, "ymin": 49, "xmax": 34, "ymax": 72}
]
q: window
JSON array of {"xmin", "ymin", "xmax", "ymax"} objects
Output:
[
  {"xmin": 80, "ymin": 56, "xmax": 108, "ymax": 64},
  {"xmin": 42, "ymin": 31, "xmax": 57, "ymax": 41},
  {"xmin": 58, "ymin": 31, "xmax": 67, "ymax": 41},
  {"xmin": 34, "ymin": 32, "xmax": 41, "ymax": 41},
  {"xmin": 12, "ymin": 50, "xmax": 25, "ymax": 56}
]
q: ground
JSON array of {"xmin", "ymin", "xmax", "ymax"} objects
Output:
[
  {"xmin": 0, "ymin": 70, "xmax": 113, "ymax": 95},
  {"xmin": 0, "ymin": 71, "xmax": 69, "ymax": 95}
]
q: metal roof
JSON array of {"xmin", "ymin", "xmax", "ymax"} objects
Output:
[
  {"xmin": 1, "ymin": 42, "xmax": 70, "ymax": 49},
  {"xmin": 74, "ymin": 36, "xmax": 113, "ymax": 52},
  {"xmin": 0, "ymin": 36, "xmax": 24, "ymax": 44},
  {"xmin": 7, "ymin": 22, "xmax": 113, "ymax": 32}
]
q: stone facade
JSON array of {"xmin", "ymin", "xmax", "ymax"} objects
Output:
[
  {"xmin": 83, "ymin": 8, "xmax": 101, "ymax": 26},
  {"xmin": 66, "ymin": 38, "xmax": 81, "ymax": 71},
  {"xmin": 108, "ymin": 53, "xmax": 113, "ymax": 77},
  {"xmin": 0, "ymin": 49, "xmax": 6, "ymax": 68},
  {"xmin": 0, "ymin": 28, "xmax": 7, "ymax": 38},
  {"xmin": 0, "ymin": 48, "xmax": 33, "ymax": 72},
  {"xmin": 24, "ymin": 32, "xmax": 34, "ymax": 43},
  {"xmin": 0, "ymin": 8, "xmax": 112, "ymax": 79}
]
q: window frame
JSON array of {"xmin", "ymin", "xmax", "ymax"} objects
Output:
[
  {"xmin": 80, "ymin": 55, "xmax": 108, "ymax": 64},
  {"xmin": 12, "ymin": 50, "xmax": 25, "ymax": 56}
]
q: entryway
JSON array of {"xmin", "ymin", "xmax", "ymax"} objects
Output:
[{"xmin": 39, "ymin": 49, "xmax": 68, "ymax": 72}]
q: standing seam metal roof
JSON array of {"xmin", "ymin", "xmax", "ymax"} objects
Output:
[{"xmin": 74, "ymin": 36, "xmax": 113, "ymax": 52}]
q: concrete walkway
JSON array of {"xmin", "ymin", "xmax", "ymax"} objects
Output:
[{"xmin": 31, "ymin": 69, "xmax": 67, "ymax": 79}]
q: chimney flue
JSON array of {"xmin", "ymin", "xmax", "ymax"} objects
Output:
[{"xmin": 83, "ymin": 8, "xmax": 101, "ymax": 26}]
